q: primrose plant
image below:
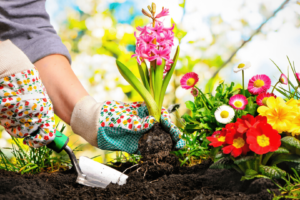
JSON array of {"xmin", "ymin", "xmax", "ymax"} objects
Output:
[{"xmin": 116, "ymin": 3, "xmax": 179, "ymax": 122}]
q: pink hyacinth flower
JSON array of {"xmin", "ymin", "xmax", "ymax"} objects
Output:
[
  {"xmin": 279, "ymin": 74, "xmax": 288, "ymax": 85},
  {"xmin": 148, "ymin": 23, "xmax": 164, "ymax": 38},
  {"xmin": 155, "ymin": 7, "xmax": 169, "ymax": 19},
  {"xmin": 256, "ymin": 92, "xmax": 276, "ymax": 106},
  {"xmin": 229, "ymin": 94, "xmax": 248, "ymax": 110},
  {"xmin": 191, "ymin": 88, "xmax": 199, "ymax": 97},
  {"xmin": 247, "ymin": 74, "xmax": 271, "ymax": 95},
  {"xmin": 149, "ymin": 48, "xmax": 171, "ymax": 65},
  {"xmin": 180, "ymin": 72, "xmax": 199, "ymax": 89},
  {"xmin": 296, "ymin": 72, "xmax": 300, "ymax": 83},
  {"xmin": 136, "ymin": 25, "xmax": 150, "ymax": 35}
]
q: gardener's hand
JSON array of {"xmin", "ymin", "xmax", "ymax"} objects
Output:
[
  {"xmin": 71, "ymin": 97, "xmax": 185, "ymax": 154},
  {"xmin": 0, "ymin": 40, "xmax": 56, "ymax": 147}
]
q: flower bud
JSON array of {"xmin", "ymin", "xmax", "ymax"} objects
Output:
[
  {"xmin": 152, "ymin": 3, "xmax": 156, "ymax": 14},
  {"xmin": 296, "ymin": 72, "xmax": 300, "ymax": 83},
  {"xmin": 147, "ymin": 5, "xmax": 152, "ymax": 13},
  {"xmin": 142, "ymin": 9, "xmax": 152, "ymax": 18},
  {"xmin": 279, "ymin": 74, "xmax": 288, "ymax": 85}
]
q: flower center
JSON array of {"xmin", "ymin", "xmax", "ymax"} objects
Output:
[
  {"xmin": 257, "ymin": 134, "xmax": 270, "ymax": 147},
  {"xmin": 233, "ymin": 137, "xmax": 245, "ymax": 148},
  {"xmin": 254, "ymin": 80, "xmax": 265, "ymax": 88},
  {"xmin": 262, "ymin": 97, "xmax": 268, "ymax": 106},
  {"xmin": 220, "ymin": 110, "xmax": 229, "ymax": 118},
  {"xmin": 234, "ymin": 101, "xmax": 243, "ymax": 108},
  {"xmin": 238, "ymin": 63, "xmax": 245, "ymax": 69},
  {"xmin": 186, "ymin": 78, "xmax": 195, "ymax": 86},
  {"xmin": 217, "ymin": 136, "xmax": 225, "ymax": 142},
  {"xmin": 280, "ymin": 77, "xmax": 285, "ymax": 83}
]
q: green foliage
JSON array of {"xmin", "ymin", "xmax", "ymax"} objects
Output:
[
  {"xmin": 259, "ymin": 165, "xmax": 286, "ymax": 179},
  {"xmin": 0, "ymin": 138, "xmax": 70, "ymax": 174},
  {"xmin": 209, "ymin": 157, "xmax": 235, "ymax": 170},
  {"xmin": 281, "ymin": 136, "xmax": 300, "ymax": 156},
  {"xmin": 241, "ymin": 169, "xmax": 270, "ymax": 181},
  {"xmin": 271, "ymin": 169, "xmax": 300, "ymax": 199}
]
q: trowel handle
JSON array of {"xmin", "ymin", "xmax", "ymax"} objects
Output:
[{"xmin": 47, "ymin": 130, "xmax": 69, "ymax": 153}]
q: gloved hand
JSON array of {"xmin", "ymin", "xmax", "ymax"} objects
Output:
[
  {"xmin": 0, "ymin": 40, "xmax": 55, "ymax": 147},
  {"xmin": 71, "ymin": 98, "xmax": 185, "ymax": 154}
]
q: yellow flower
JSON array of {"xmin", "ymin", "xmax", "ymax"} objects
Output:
[
  {"xmin": 4, "ymin": 77, "xmax": 10, "ymax": 82},
  {"xmin": 24, "ymin": 111, "xmax": 29, "ymax": 115},
  {"xmin": 24, "ymin": 123, "xmax": 30, "ymax": 127},
  {"xmin": 28, "ymin": 86, "xmax": 33, "ymax": 91},
  {"xmin": 4, "ymin": 122, "xmax": 10, "ymax": 128},
  {"xmin": 132, "ymin": 110, "xmax": 137, "ymax": 115},
  {"xmin": 258, "ymin": 97, "xmax": 296, "ymax": 133},
  {"xmin": 134, "ymin": 121, "xmax": 139, "ymax": 125},
  {"xmin": 286, "ymin": 99, "xmax": 300, "ymax": 114},
  {"xmin": 4, "ymin": 92, "xmax": 10, "ymax": 96},
  {"xmin": 44, "ymin": 129, "xmax": 49, "ymax": 133},
  {"xmin": 32, "ymin": 103, "xmax": 37, "ymax": 110},
  {"xmin": 104, "ymin": 105, "xmax": 108, "ymax": 108},
  {"xmin": 27, "ymin": 119, "xmax": 32, "ymax": 122},
  {"xmin": 116, "ymin": 102, "xmax": 120, "ymax": 105},
  {"xmin": 17, "ymin": 97, "xmax": 21, "ymax": 102},
  {"xmin": 38, "ymin": 114, "xmax": 43, "ymax": 119},
  {"xmin": 4, "ymin": 103, "xmax": 10, "ymax": 107},
  {"xmin": 7, "ymin": 111, "xmax": 13, "ymax": 116},
  {"xmin": 20, "ymin": 119, "xmax": 26, "ymax": 123},
  {"xmin": 19, "ymin": 106, "xmax": 23, "ymax": 109},
  {"xmin": 116, "ymin": 112, "xmax": 121, "ymax": 115},
  {"xmin": 23, "ymin": 80, "xmax": 27, "ymax": 84},
  {"xmin": 17, "ymin": 81, "xmax": 23, "ymax": 85},
  {"xmin": 34, "ymin": 86, "xmax": 37, "ymax": 90},
  {"xmin": 11, "ymin": 91, "xmax": 16, "ymax": 95},
  {"xmin": 29, "ymin": 126, "xmax": 34, "ymax": 129},
  {"xmin": 49, "ymin": 107, "xmax": 52, "ymax": 110},
  {"xmin": 123, "ymin": 120, "xmax": 128, "ymax": 125},
  {"xmin": 31, "ymin": 70, "xmax": 34, "ymax": 75},
  {"xmin": 150, "ymin": 119, "xmax": 154, "ymax": 123},
  {"xmin": 106, "ymin": 118, "xmax": 109, "ymax": 122}
]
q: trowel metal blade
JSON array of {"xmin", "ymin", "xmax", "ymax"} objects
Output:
[{"xmin": 78, "ymin": 156, "xmax": 128, "ymax": 188}]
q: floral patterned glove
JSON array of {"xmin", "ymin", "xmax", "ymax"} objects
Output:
[
  {"xmin": 0, "ymin": 40, "xmax": 55, "ymax": 148},
  {"xmin": 96, "ymin": 101, "xmax": 185, "ymax": 154}
]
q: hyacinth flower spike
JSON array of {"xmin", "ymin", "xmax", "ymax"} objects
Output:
[{"xmin": 116, "ymin": 3, "xmax": 179, "ymax": 122}]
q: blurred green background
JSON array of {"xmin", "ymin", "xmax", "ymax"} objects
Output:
[{"xmin": 1, "ymin": 0, "xmax": 300, "ymax": 163}]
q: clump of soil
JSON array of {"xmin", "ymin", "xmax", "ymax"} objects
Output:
[
  {"xmin": 137, "ymin": 123, "xmax": 180, "ymax": 179},
  {"xmin": 0, "ymin": 160, "xmax": 280, "ymax": 200}
]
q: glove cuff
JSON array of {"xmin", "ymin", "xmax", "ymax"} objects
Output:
[
  {"xmin": 0, "ymin": 40, "xmax": 33, "ymax": 79},
  {"xmin": 70, "ymin": 96, "xmax": 104, "ymax": 147}
]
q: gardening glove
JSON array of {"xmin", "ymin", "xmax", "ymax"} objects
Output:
[
  {"xmin": 70, "ymin": 97, "xmax": 185, "ymax": 154},
  {"xmin": 0, "ymin": 40, "xmax": 56, "ymax": 147}
]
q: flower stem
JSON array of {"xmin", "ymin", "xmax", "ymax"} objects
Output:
[
  {"xmin": 271, "ymin": 81, "xmax": 280, "ymax": 94},
  {"xmin": 292, "ymin": 85, "xmax": 299, "ymax": 98},
  {"xmin": 262, "ymin": 152, "xmax": 274, "ymax": 165},
  {"xmin": 242, "ymin": 70, "xmax": 245, "ymax": 95}
]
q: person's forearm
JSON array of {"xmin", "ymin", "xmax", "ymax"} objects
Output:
[{"xmin": 34, "ymin": 55, "xmax": 89, "ymax": 124}]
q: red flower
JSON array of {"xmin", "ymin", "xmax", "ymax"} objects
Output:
[
  {"xmin": 136, "ymin": 104, "xmax": 141, "ymax": 107},
  {"xmin": 38, "ymin": 119, "xmax": 42, "ymax": 123},
  {"xmin": 120, "ymin": 115, "xmax": 124, "ymax": 119},
  {"xmin": 106, "ymin": 101, "xmax": 111, "ymax": 105},
  {"xmin": 18, "ymin": 127, "xmax": 21, "ymax": 131},
  {"xmin": 8, "ymin": 83, "xmax": 13, "ymax": 87},
  {"xmin": 103, "ymin": 109, "xmax": 108, "ymax": 112},
  {"xmin": 0, "ymin": 86, "xmax": 3, "ymax": 89},
  {"xmin": 256, "ymin": 92, "xmax": 276, "ymax": 106},
  {"xmin": 49, "ymin": 132, "xmax": 53, "ymax": 137},
  {"xmin": 101, "ymin": 122, "xmax": 105, "ymax": 127},
  {"xmin": 18, "ymin": 112, "xmax": 23, "ymax": 116},
  {"xmin": 235, "ymin": 114, "xmax": 267, "ymax": 134},
  {"xmin": 222, "ymin": 131, "xmax": 249, "ymax": 158},
  {"xmin": 24, "ymin": 133, "xmax": 29, "ymax": 137},
  {"xmin": 144, "ymin": 123, "xmax": 149, "ymax": 128},
  {"xmin": 8, "ymin": 105, "xmax": 14, "ymax": 109},
  {"xmin": 11, "ymin": 74, "xmax": 15, "ymax": 77},
  {"xmin": 32, "ymin": 78, "xmax": 35, "ymax": 82},
  {"xmin": 133, "ymin": 102, "xmax": 137, "ymax": 104},
  {"xmin": 207, "ymin": 130, "xmax": 227, "ymax": 147},
  {"xmin": 130, "ymin": 115, "xmax": 134, "ymax": 117},
  {"xmin": 45, "ymin": 123, "xmax": 50, "ymax": 127},
  {"xmin": 137, "ymin": 125, "xmax": 141, "ymax": 128},
  {"xmin": 16, "ymin": 103, "xmax": 20, "ymax": 107},
  {"xmin": 110, "ymin": 109, "xmax": 115, "ymax": 112},
  {"xmin": 117, "ymin": 119, "xmax": 121, "ymax": 123},
  {"xmin": 246, "ymin": 122, "xmax": 281, "ymax": 155},
  {"xmin": 23, "ymin": 141, "xmax": 27, "ymax": 145},
  {"xmin": 119, "ymin": 106, "xmax": 124, "ymax": 109},
  {"xmin": 128, "ymin": 124, "xmax": 133, "ymax": 129},
  {"xmin": 40, "ymin": 107, "xmax": 43, "ymax": 111},
  {"xmin": 43, "ymin": 98, "xmax": 47, "ymax": 102},
  {"xmin": 15, "ymin": 109, "xmax": 19, "ymax": 113},
  {"xmin": 8, "ymin": 97, "xmax": 13, "ymax": 101},
  {"xmin": 126, "ymin": 109, "xmax": 131, "ymax": 112},
  {"xmin": 25, "ymin": 101, "xmax": 29, "ymax": 106},
  {"xmin": 109, "ymin": 123, "xmax": 114, "ymax": 127},
  {"xmin": 27, "ymin": 70, "xmax": 31, "ymax": 74},
  {"xmin": 44, "ymin": 136, "xmax": 49, "ymax": 140},
  {"xmin": 127, "ymin": 119, "xmax": 132, "ymax": 123},
  {"xmin": 1, "ymin": 108, "xmax": 7, "ymax": 112},
  {"xmin": 2, "ymin": 98, "xmax": 6, "ymax": 102}
]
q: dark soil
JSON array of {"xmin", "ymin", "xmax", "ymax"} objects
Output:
[{"xmin": 0, "ymin": 159, "xmax": 280, "ymax": 200}]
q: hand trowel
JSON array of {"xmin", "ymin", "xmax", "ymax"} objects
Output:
[{"xmin": 47, "ymin": 131, "xmax": 128, "ymax": 188}]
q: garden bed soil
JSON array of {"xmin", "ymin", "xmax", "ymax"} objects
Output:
[{"xmin": 0, "ymin": 159, "xmax": 281, "ymax": 200}]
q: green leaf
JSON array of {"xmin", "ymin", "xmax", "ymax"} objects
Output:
[
  {"xmin": 271, "ymin": 154, "xmax": 300, "ymax": 166},
  {"xmin": 274, "ymin": 147, "xmax": 290, "ymax": 154},
  {"xmin": 185, "ymin": 101, "xmax": 195, "ymax": 111},
  {"xmin": 137, "ymin": 62, "xmax": 150, "ymax": 92},
  {"xmin": 285, "ymin": 162, "xmax": 300, "ymax": 174},
  {"xmin": 209, "ymin": 157, "xmax": 234, "ymax": 170},
  {"xmin": 154, "ymin": 59, "xmax": 166, "ymax": 104},
  {"xmin": 234, "ymin": 156, "xmax": 257, "ymax": 165},
  {"xmin": 241, "ymin": 174, "xmax": 270, "ymax": 181},
  {"xmin": 281, "ymin": 136, "xmax": 300, "ymax": 155},
  {"xmin": 116, "ymin": 60, "xmax": 160, "ymax": 121},
  {"xmin": 259, "ymin": 165, "xmax": 286, "ymax": 179},
  {"xmin": 245, "ymin": 97, "xmax": 257, "ymax": 116},
  {"xmin": 159, "ymin": 46, "xmax": 180, "ymax": 109},
  {"xmin": 181, "ymin": 114, "xmax": 199, "ymax": 124}
]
